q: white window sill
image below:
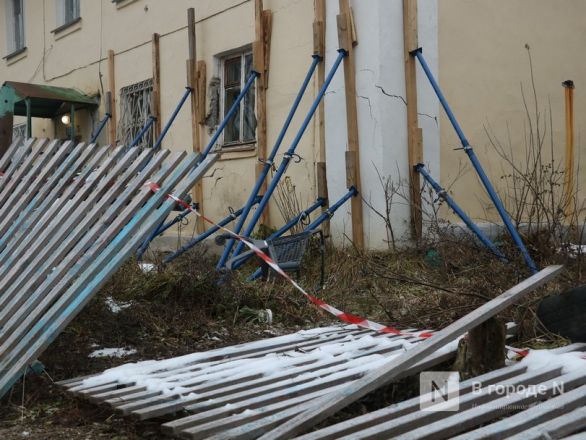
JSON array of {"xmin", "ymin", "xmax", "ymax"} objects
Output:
[
  {"xmin": 218, "ymin": 143, "xmax": 258, "ymax": 161},
  {"xmin": 52, "ymin": 17, "xmax": 82, "ymax": 40},
  {"xmin": 114, "ymin": 0, "xmax": 140, "ymax": 10},
  {"xmin": 4, "ymin": 47, "xmax": 27, "ymax": 65}
]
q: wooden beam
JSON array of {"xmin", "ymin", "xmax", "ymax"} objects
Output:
[
  {"xmin": 187, "ymin": 7, "xmax": 204, "ymax": 233},
  {"xmin": 254, "ymin": 0, "xmax": 271, "ymax": 225},
  {"xmin": 338, "ymin": 0, "xmax": 364, "ymax": 251},
  {"xmin": 403, "ymin": 0, "xmax": 423, "ymax": 241},
  {"xmin": 107, "ymin": 49, "xmax": 117, "ymax": 146},
  {"xmin": 563, "ymin": 80, "xmax": 575, "ymax": 220},
  {"xmin": 259, "ymin": 265, "xmax": 564, "ymax": 439},
  {"xmin": 151, "ymin": 33, "xmax": 161, "ymax": 140},
  {"xmin": 314, "ymin": 0, "xmax": 330, "ymax": 237}
]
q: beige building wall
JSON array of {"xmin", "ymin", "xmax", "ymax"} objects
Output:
[
  {"xmin": 438, "ymin": 0, "xmax": 586, "ymax": 225},
  {"xmin": 0, "ymin": 0, "xmax": 318, "ymax": 236}
]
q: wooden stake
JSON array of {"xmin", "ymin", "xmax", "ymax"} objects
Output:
[
  {"xmin": 187, "ymin": 7, "xmax": 204, "ymax": 232},
  {"xmin": 314, "ymin": 0, "xmax": 330, "ymax": 237},
  {"xmin": 403, "ymin": 0, "xmax": 423, "ymax": 241},
  {"xmin": 338, "ymin": 0, "xmax": 364, "ymax": 251},
  {"xmin": 107, "ymin": 50, "xmax": 117, "ymax": 146},
  {"xmin": 254, "ymin": 0, "xmax": 271, "ymax": 226},
  {"xmin": 151, "ymin": 33, "xmax": 161, "ymax": 140},
  {"xmin": 260, "ymin": 265, "xmax": 563, "ymax": 439},
  {"xmin": 563, "ymin": 80, "xmax": 575, "ymax": 221}
]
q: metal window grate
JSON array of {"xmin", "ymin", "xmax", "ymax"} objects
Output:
[
  {"xmin": 118, "ymin": 79, "xmax": 154, "ymax": 149},
  {"xmin": 12, "ymin": 123, "xmax": 26, "ymax": 140}
]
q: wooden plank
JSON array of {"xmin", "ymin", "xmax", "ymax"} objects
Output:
[
  {"xmin": 114, "ymin": 333, "xmax": 427, "ymax": 418},
  {"xmin": 301, "ymin": 345, "xmax": 585, "ymax": 440},
  {"xmin": 0, "ymin": 139, "xmax": 62, "ymax": 221},
  {"xmin": 0, "ymin": 145, "xmax": 123, "ymax": 282},
  {"xmin": 67, "ymin": 328, "xmax": 368, "ymax": 398},
  {"xmin": 338, "ymin": 0, "xmax": 364, "ymax": 251},
  {"xmin": 506, "ymin": 406, "xmax": 586, "ymax": 440},
  {"xmin": 0, "ymin": 145, "xmax": 108, "ymax": 255},
  {"xmin": 0, "ymin": 138, "xmax": 35, "ymax": 184},
  {"xmin": 152, "ymin": 33, "xmax": 162, "ymax": 139},
  {"xmin": 187, "ymin": 7, "xmax": 204, "ymax": 233},
  {"xmin": 0, "ymin": 138, "xmax": 46, "ymax": 208},
  {"xmin": 563, "ymin": 81, "xmax": 575, "ymax": 219},
  {"xmin": 259, "ymin": 265, "xmax": 563, "ymax": 439},
  {"xmin": 0, "ymin": 141, "xmax": 78, "ymax": 237},
  {"xmin": 0, "ymin": 153, "xmax": 213, "ymax": 398},
  {"xmin": 0, "ymin": 150, "xmax": 164, "ymax": 335},
  {"xmin": 394, "ymin": 371, "xmax": 586, "ymax": 440},
  {"xmin": 196, "ymin": 60, "xmax": 207, "ymax": 125},
  {"xmin": 403, "ymin": 0, "xmax": 423, "ymax": 241},
  {"xmin": 0, "ymin": 148, "xmax": 140, "ymax": 292},
  {"xmin": 455, "ymin": 384, "xmax": 586, "ymax": 440},
  {"xmin": 0, "ymin": 137, "xmax": 25, "ymax": 179},
  {"xmin": 107, "ymin": 49, "xmax": 117, "ymax": 145},
  {"xmin": 254, "ymin": 0, "xmax": 270, "ymax": 225},
  {"xmin": 0, "ymin": 152, "xmax": 176, "ymax": 357},
  {"xmin": 314, "ymin": 0, "xmax": 329, "ymax": 237}
]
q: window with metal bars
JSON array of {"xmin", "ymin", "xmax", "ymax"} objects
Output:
[
  {"xmin": 12, "ymin": 123, "xmax": 26, "ymax": 140},
  {"xmin": 222, "ymin": 51, "xmax": 256, "ymax": 147},
  {"xmin": 118, "ymin": 79, "xmax": 154, "ymax": 149}
]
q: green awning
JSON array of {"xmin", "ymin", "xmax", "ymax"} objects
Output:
[{"xmin": 0, "ymin": 81, "xmax": 98, "ymax": 118}]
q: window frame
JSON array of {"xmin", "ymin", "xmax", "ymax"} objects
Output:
[
  {"xmin": 55, "ymin": 0, "xmax": 81, "ymax": 29},
  {"xmin": 4, "ymin": 0, "xmax": 26, "ymax": 57},
  {"xmin": 220, "ymin": 50, "xmax": 256, "ymax": 149}
]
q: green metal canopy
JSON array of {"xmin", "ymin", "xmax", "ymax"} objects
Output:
[
  {"xmin": 0, "ymin": 81, "xmax": 98, "ymax": 118},
  {"xmin": 0, "ymin": 81, "xmax": 99, "ymax": 156}
]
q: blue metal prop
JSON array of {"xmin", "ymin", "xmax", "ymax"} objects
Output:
[
  {"xmin": 90, "ymin": 112, "xmax": 111, "ymax": 144},
  {"xmin": 229, "ymin": 197, "xmax": 327, "ymax": 272},
  {"xmin": 247, "ymin": 187, "xmax": 357, "ymax": 280},
  {"xmin": 162, "ymin": 197, "xmax": 263, "ymax": 264},
  {"xmin": 229, "ymin": 49, "xmax": 347, "ymax": 263},
  {"xmin": 153, "ymin": 87, "xmax": 192, "ymax": 151},
  {"xmin": 416, "ymin": 164, "xmax": 508, "ymax": 262},
  {"xmin": 137, "ymin": 72, "xmax": 259, "ymax": 256},
  {"xmin": 128, "ymin": 115, "xmax": 156, "ymax": 149},
  {"xmin": 217, "ymin": 56, "xmax": 322, "ymax": 269},
  {"xmin": 200, "ymin": 71, "xmax": 260, "ymax": 161},
  {"xmin": 413, "ymin": 49, "xmax": 537, "ymax": 274}
]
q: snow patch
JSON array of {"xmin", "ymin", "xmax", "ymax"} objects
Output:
[
  {"xmin": 521, "ymin": 349, "xmax": 586, "ymax": 374},
  {"xmin": 105, "ymin": 296, "xmax": 132, "ymax": 313},
  {"xmin": 89, "ymin": 347, "xmax": 137, "ymax": 358}
]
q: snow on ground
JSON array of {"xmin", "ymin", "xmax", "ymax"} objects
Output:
[
  {"xmin": 104, "ymin": 296, "xmax": 132, "ymax": 313},
  {"xmin": 89, "ymin": 347, "xmax": 138, "ymax": 358}
]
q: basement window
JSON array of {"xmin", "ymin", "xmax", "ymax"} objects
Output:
[
  {"xmin": 4, "ymin": 0, "xmax": 26, "ymax": 57},
  {"xmin": 221, "ymin": 51, "xmax": 256, "ymax": 147},
  {"xmin": 118, "ymin": 79, "xmax": 154, "ymax": 149}
]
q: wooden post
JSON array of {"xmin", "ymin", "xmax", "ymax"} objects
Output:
[
  {"xmin": 314, "ymin": 0, "xmax": 330, "ymax": 237},
  {"xmin": 151, "ymin": 33, "xmax": 161, "ymax": 140},
  {"xmin": 338, "ymin": 0, "xmax": 364, "ymax": 251},
  {"xmin": 403, "ymin": 0, "xmax": 423, "ymax": 241},
  {"xmin": 187, "ymin": 7, "xmax": 205, "ymax": 232},
  {"xmin": 563, "ymin": 80, "xmax": 575, "ymax": 221},
  {"xmin": 107, "ymin": 49, "xmax": 117, "ymax": 146},
  {"xmin": 254, "ymin": 0, "xmax": 272, "ymax": 226}
]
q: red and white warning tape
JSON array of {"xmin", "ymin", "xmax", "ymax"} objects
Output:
[{"xmin": 146, "ymin": 182, "xmax": 433, "ymax": 339}]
